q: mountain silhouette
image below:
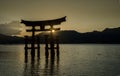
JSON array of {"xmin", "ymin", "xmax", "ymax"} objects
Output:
[
  {"xmin": 0, "ymin": 34, "xmax": 24, "ymax": 44},
  {"xmin": 0, "ymin": 27, "xmax": 120, "ymax": 44},
  {"xmin": 50, "ymin": 27, "xmax": 120, "ymax": 43}
]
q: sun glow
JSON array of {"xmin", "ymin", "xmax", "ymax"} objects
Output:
[{"xmin": 52, "ymin": 29, "xmax": 55, "ymax": 33}]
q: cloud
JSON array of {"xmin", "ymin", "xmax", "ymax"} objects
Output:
[{"xmin": 0, "ymin": 21, "xmax": 22, "ymax": 36}]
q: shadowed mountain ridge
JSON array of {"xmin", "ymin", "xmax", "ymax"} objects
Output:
[{"xmin": 0, "ymin": 27, "xmax": 120, "ymax": 44}]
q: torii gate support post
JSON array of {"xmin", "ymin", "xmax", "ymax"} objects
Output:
[
  {"xmin": 37, "ymin": 36, "xmax": 40, "ymax": 60},
  {"xmin": 50, "ymin": 39, "xmax": 55, "ymax": 58},
  {"xmin": 31, "ymin": 26, "xmax": 35, "ymax": 61},
  {"xmin": 24, "ymin": 36, "xmax": 28, "ymax": 63},
  {"xmin": 45, "ymin": 35, "xmax": 49, "ymax": 58},
  {"xmin": 50, "ymin": 25, "xmax": 55, "ymax": 57},
  {"xmin": 56, "ymin": 36, "xmax": 60, "ymax": 57},
  {"xmin": 50, "ymin": 30, "xmax": 55, "ymax": 58}
]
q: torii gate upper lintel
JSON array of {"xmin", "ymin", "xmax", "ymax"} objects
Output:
[{"xmin": 21, "ymin": 16, "xmax": 66, "ymax": 27}]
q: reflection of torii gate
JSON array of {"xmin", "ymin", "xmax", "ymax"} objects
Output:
[{"xmin": 21, "ymin": 16, "xmax": 66, "ymax": 62}]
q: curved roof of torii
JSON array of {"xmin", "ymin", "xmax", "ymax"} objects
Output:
[{"xmin": 21, "ymin": 16, "xmax": 66, "ymax": 26}]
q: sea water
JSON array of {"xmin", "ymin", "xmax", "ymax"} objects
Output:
[{"xmin": 0, "ymin": 44, "xmax": 120, "ymax": 76}]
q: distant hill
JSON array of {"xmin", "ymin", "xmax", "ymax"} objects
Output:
[
  {"xmin": 0, "ymin": 34, "xmax": 24, "ymax": 44},
  {"xmin": 53, "ymin": 27, "xmax": 120, "ymax": 43},
  {"xmin": 0, "ymin": 27, "xmax": 120, "ymax": 44}
]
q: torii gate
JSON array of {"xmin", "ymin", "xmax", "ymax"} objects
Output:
[{"xmin": 21, "ymin": 16, "xmax": 66, "ymax": 62}]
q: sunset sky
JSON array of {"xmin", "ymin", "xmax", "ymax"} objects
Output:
[{"xmin": 0, "ymin": 0, "xmax": 120, "ymax": 36}]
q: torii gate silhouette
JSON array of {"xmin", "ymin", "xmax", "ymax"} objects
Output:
[{"xmin": 21, "ymin": 16, "xmax": 66, "ymax": 62}]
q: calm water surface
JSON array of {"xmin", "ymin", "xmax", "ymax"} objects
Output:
[{"xmin": 0, "ymin": 44, "xmax": 120, "ymax": 76}]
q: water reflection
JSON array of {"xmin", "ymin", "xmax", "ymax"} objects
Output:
[
  {"xmin": 24, "ymin": 49, "xmax": 37, "ymax": 63},
  {"xmin": 23, "ymin": 60, "xmax": 40, "ymax": 76},
  {"xmin": 44, "ymin": 55, "xmax": 60, "ymax": 76},
  {"xmin": 23, "ymin": 54, "xmax": 60, "ymax": 76},
  {"xmin": 1, "ymin": 44, "xmax": 120, "ymax": 76}
]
